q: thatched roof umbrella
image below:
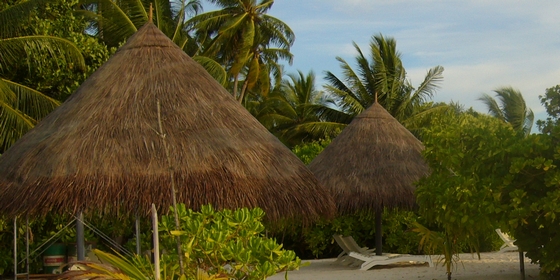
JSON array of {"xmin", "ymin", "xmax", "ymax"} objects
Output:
[
  {"xmin": 308, "ymin": 101, "xmax": 429, "ymax": 255},
  {"xmin": 0, "ymin": 22, "xmax": 335, "ymax": 225}
]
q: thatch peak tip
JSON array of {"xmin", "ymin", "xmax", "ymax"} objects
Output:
[{"xmin": 148, "ymin": 3, "xmax": 153, "ymax": 23}]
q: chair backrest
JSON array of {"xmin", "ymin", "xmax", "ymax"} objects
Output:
[
  {"xmin": 341, "ymin": 236, "xmax": 369, "ymax": 253},
  {"xmin": 495, "ymin": 229, "xmax": 516, "ymax": 246},
  {"xmin": 333, "ymin": 234, "xmax": 353, "ymax": 254}
]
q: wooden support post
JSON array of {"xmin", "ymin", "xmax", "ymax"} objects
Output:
[{"xmin": 375, "ymin": 209, "xmax": 382, "ymax": 256}]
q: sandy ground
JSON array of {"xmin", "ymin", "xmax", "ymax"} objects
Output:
[{"xmin": 268, "ymin": 252, "xmax": 541, "ymax": 280}]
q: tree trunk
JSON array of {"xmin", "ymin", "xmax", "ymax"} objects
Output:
[
  {"xmin": 238, "ymin": 78, "xmax": 250, "ymax": 104},
  {"xmin": 233, "ymin": 75, "xmax": 239, "ymax": 100}
]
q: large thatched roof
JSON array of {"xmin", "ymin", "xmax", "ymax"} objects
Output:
[
  {"xmin": 308, "ymin": 102, "xmax": 429, "ymax": 214},
  {"xmin": 0, "ymin": 23, "xmax": 335, "ymax": 222}
]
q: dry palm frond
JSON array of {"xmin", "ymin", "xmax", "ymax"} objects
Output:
[{"xmin": 58, "ymin": 261, "xmax": 131, "ymax": 280}]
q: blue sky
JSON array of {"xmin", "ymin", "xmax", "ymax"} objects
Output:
[
  {"xmin": 205, "ymin": 0, "xmax": 560, "ymax": 123},
  {"xmin": 254, "ymin": 0, "xmax": 560, "ymax": 124}
]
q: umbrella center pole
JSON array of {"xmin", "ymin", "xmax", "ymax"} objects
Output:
[
  {"xmin": 375, "ymin": 209, "xmax": 383, "ymax": 256},
  {"xmin": 26, "ymin": 216, "xmax": 29, "ymax": 280},
  {"xmin": 135, "ymin": 214, "xmax": 141, "ymax": 255},
  {"xmin": 13, "ymin": 217, "xmax": 17, "ymax": 280},
  {"xmin": 76, "ymin": 212, "xmax": 86, "ymax": 260}
]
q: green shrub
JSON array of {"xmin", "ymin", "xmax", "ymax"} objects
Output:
[
  {"xmin": 159, "ymin": 204, "xmax": 302, "ymax": 279},
  {"xmin": 270, "ymin": 209, "xmax": 425, "ymax": 259},
  {"xmin": 270, "ymin": 208, "xmax": 501, "ymax": 260}
]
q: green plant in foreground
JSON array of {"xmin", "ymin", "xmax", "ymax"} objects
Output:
[
  {"xmin": 59, "ymin": 205, "xmax": 302, "ymax": 280},
  {"xmin": 59, "ymin": 249, "xmax": 151, "ymax": 279},
  {"xmin": 413, "ymin": 223, "xmax": 464, "ymax": 280},
  {"xmin": 160, "ymin": 204, "xmax": 302, "ymax": 279}
]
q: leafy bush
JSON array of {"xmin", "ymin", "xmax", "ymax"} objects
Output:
[
  {"xmin": 270, "ymin": 209, "xmax": 426, "ymax": 259},
  {"xmin": 5, "ymin": 0, "xmax": 113, "ymax": 102},
  {"xmin": 159, "ymin": 204, "xmax": 302, "ymax": 279},
  {"xmin": 501, "ymin": 129, "xmax": 560, "ymax": 278},
  {"xmin": 415, "ymin": 109, "xmax": 560, "ymax": 278},
  {"xmin": 291, "ymin": 137, "xmax": 332, "ymax": 165}
]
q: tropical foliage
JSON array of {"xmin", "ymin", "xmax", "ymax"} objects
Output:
[
  {"xmin": 158, "ymin": 204, "xmax": 302, "ymax": 279},
  {"xmin": 416, "ymin": 106, "xmax": 560, "ymax": 278},
  {"xmin": 79, "ymin": 0, "xmax": 202, "ymax": 49},
  {"xmin": 291, "ymin": 137, "xmax": 333, "ymax": 165},
  {"xmin": 79, "ymin": 0, "xmax": 226, "ymax": 84},
  {"xmin": 6, "ymin": 0, "xmax": 560, "ymax": 279},
  {"xmin": 9, "ymin": 0, "xmax": 113, "ymax": 101},
  {"xmin": 187, "ymin": 0, "xmax": 294, "ymax": 102},
  {"xmin": 536, "ymin": 85, "xmax": 560, "ymax": 133},
  {"xmin": 415, "ymin": 113, "xmax": 518, "ymax": 278},
  {"xmin": 0, "ymin": 0, "xmax": 87, "ymax": 153},
  {"xmin": 251, "ymin": 71, "xmax": 343, "ymax": 147}
]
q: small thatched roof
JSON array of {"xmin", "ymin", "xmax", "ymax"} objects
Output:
[
  {"xmin": 308, "ymin": 102, "xmax": 429, "ymax": 214},
  {"xmin": 0, "ymin": 23, "xmax": 335, "ymax": 223}
]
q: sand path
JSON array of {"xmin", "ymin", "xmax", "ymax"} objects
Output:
[{"xmin": 268, "ymin": 252, "xmax": 541, "ymax": 279}]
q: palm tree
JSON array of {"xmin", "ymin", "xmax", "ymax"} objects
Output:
[
  {"xmin": 80, "ymin": 0, "xmax": 226, "ymax": 84},
  {"xmin": 323, "ymin": 34, "xmax": 445, "ymax": 126},
  {"xmin": 479, "ymin": 86, "xmax": 534, "ymax": 135},
  {"xmin": 247, "ymin": 70, "xmax": 343, "ymax": 147},
  {"xmin": 80, "ymin": 0, "xmax": 201, "ymax": 47},
  {"xmin": 186, "ymin": 0, "xmax": 295, "ymax": 102},
  {"xmin": 0, "ymin": 0, "xmax": 85, "ymax": 153},
  {"xmin": 234, "ymin": 30, "xmax": 293, "ymax": 103}
]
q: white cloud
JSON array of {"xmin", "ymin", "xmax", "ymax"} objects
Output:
[
  {"xmin": 272, "ymin": 0, "xmax": 560, "ymax": 125},
  {"xmin": 408, "ymin": 59, "xmax": 560, "ymax": 118}
]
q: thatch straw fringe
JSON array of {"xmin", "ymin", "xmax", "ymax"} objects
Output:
[
  {"xmin": 309, "ymin": 102, "xmax": 429, "ymax": 214},
  {"xmin": 0, "ymin": 23, "xmax": 335, "ymax": 223}
]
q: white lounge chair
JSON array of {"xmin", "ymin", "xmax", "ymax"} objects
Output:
[
  {"xmin": 339, "ymin": 236, "xmax": 434, "ymax": 270},
  {"xmin": 332, "ymin": 235, "xmax": 374, "ymax": 265},
  {"xmin": 495, "ymin": 229, "xmax": 518, "ymax": 253},
  {"xmin": 341, "ymin": 236, "xmax": 375, "ymax": 255},
  {"xmin": 348, "ymin": 251, "xmax": 434, "ymax": 270}
]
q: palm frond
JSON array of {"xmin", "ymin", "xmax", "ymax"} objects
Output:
[
  {"xmin": 0, "ymin": 80, "xmax": 37, "ymax": 151},
  {"xmin": 59, "ymin": 261, "xmax": 131, "ymax": 280},
  {"xmin": 261, "ymin": 48, "xmax": 293, "ymax": 66},
  {"xmin": 92, "ymin": 249, "xmax": 151, "ymax": 280},
  {"xmin": 394, "ymin": 65, "xmax": 444, "ymax": 121},
  {"xmin": 254, "ymin": 0, "xmax": 274, "ymax": 12},
  {"xmin": 279, "ymin": 121, "xmax": 346, "ymax": 146},
  {"xmin": 322, "ymin": 84, "xmax": 364, "ymax": 116},
  {"xmin": 258, "ymin": 15, "xmax": 295, "ymax": 48},
  {"xmin": 0, "ymin": 0, "xmax": 47, "ymax": 39},
  {"xmin": 310, "ymin": 105, "xmax": 353, "ymax": 124},
  {"xmin": 2, "ymin": 78, "xmax": 60, "ymax": 119},
  {"xmin": 478, "ymin": 93, "xmax": 505, "ymax": 121},
  {"xmin": 410, "ymin": 65, "xmax": 444, "ymax": 104},
  {"xmin": 0, "ymin": 36, "xmax": 85, "ymax": 72},
  {"xmin": 402, "ymin": 103, "xmax": 455, "ymax": 131},
  {"xmin": 351, "ymin": 42, "xmax": 375, "ymax": 106},
  {"xmin": 234, "ymin": 21, "xmax": 255, "ymax": 76},
  {"xmin": 193, "ymin": 55, "xmax": 227, "ymax": 85},
  {"xmin": 81, "ymin": 0, "xmax": 144, "ymax": 47},
  {"xmin": 479, "ymin": 87, "xmax": 534, "ymax": 134},
  {"xmin": 150, "ymin": 0, "xmax": 173, "ymax": 33}
]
